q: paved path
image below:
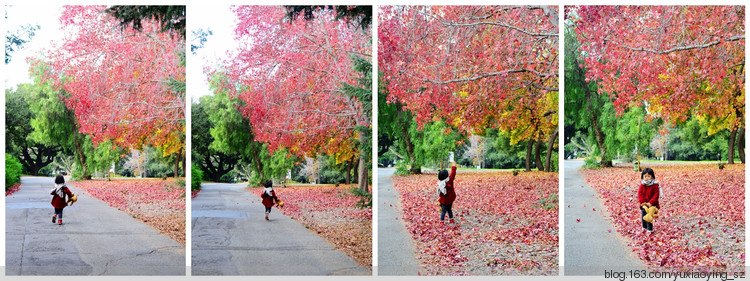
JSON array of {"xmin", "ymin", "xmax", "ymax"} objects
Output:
[
  {"xmin": 191, "ymin": 183, "xmax": 370, "ymax": 275},
  {"xmin": 377, "ymin": 168, "xmax": 420, "ymax": 275},
  {"xmin": 6, "ymin": 177, "xmax": 185, "ymax": 275},
  {"xmin": 564, "ymin": 160, "xmax": 644, "ymax": 275}
]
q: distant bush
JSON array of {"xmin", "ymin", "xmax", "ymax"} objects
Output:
[
  {"xmin": 349, "ymin": 187, "xmax": 372, "ymax": 209},
  {"xmin": 6, "ymin": 154, "xmax": 23, "ymax": 189},
  {"xmin": 191, "ymin": 163, "xmax": 203, "ymax": 192},
  {"xmin": 582, "ymin": 157, "xmax": 602, "ymax": 169}
]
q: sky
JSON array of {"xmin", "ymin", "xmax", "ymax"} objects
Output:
[
  {"xmin": 4, "ymin": 5, "xmax": 65, "ymax": 88},
  {"xmin": 187, "ymin": 5, "xmax": 239, "ymax": 103}
]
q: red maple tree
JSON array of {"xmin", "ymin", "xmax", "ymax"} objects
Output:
[
  {"xmin": 571, "ymin": 5, "xmax": 745, "ymax": 162},
  {"xmin": 41, "ymin": 5, "xmax": 185, "ymax": 156},
  {"xmin": 212, "ymin": 6, "xmax": 371, "ymax": 187},
  {"xmin": 379, "ymin": 6, "xmax": 559, "ymax": 133}
]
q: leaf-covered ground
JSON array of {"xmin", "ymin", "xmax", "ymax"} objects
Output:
[
  {"xmin": 73, "ymin": 179, "xmax": 186, "ymax": 245},
  {"xmin": 248, "ymin": 185, "xmax": 372, "ymax": 267},
  {"xmin": 580, "ymin": 163, "xmax": 744, "ymax": 271},
  {"xmin": 5, "ymin": 183, "xmax": 21, "ymax": 196},
  {"xmin": 391, "ymin": 171, "xmax": 558, "ymax": 275}
]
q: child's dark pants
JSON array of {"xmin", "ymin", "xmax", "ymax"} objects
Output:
[
  {"xmin": 440, "ymin": 204, "xmax": 453, "ymax": 221},
  {"xmin": 640, "ymin": 207, "xmax": 653, "ymax": 231},
  {"xmin": 54, "ymin": 208, "xmax": 63, "ymax": 219},
  {"xmin": 265, "ymin": 207, "xmax": 272, "ymax": 213}
]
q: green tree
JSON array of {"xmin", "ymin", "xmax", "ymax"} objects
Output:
[
  {"xmin": 205, "ymin": 73, "xmax": 269, "ymax": 181},
  {"xmin": 267, "ymin": 148, "xmax": 297, "ymax": 187},
  {"xmin": 87, "ymin": 141, "xmax": 126, "ymax": 177},
  {"xmin": 671, "ymin": 117, "xmax": 730, "ymax": 161},
  {"xmin": 26, "ymin": 61, "xmax": 93, "ymax": 179},
  {"xmin": 611, "ymin": 105, "xmax": 658, "ymax": 163},
  {"xmin": 6, "ymin": 84, "xmax": 61, "ymax": 175},
  {"xmin": 378, "ymin": 76, "xmax": 422, "ymax": 173},
  {"xmin": 564, "ymin": 20, "xmax": 613, "ymax": 167},
  {"xmin": 192, "ymin": 98, "xmax": 237, "ymax": 182}
]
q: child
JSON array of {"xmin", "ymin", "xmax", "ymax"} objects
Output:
[
  {"xmin": 260, "ymin": 180, "xmax": 279, "ymax": 221},
  {"xmin": 638, "ymin": 168, "xmax": 660, "ymax": 233},
  {"xmin": 437, "ymin": 162, "xmax": 457, "ymax": 225},
  {"xmin": 50, "ymin": 175, "xmax": 74, "ymax": 225}
]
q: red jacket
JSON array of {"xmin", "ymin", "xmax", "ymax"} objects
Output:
[
  {"xmin": 638, "ymin": 183, "xmax": 660, "ymax": 209},
  {"xmin": 51, "ymin": 186, "xmax": 73, "ymax": 209},
  {"xmin": 439, "ymin": 166, "xmax": 457, "ymax": 205},
  {"xmin": 261, "ymin": 189, "xmax": 278, "ymax": 208}
]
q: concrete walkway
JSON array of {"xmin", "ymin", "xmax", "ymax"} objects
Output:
[
  {"xmin": 191, "ymin": 183, "xmax": 370, "ymax": 275},
  {"xmin": 377, "ymin": 168, "xmax": 420, "ymax": 275},
  {"xmin": 5, "ymin": 177, "xmax": 185, "ymax": 275},
  {"xmin": 564, "ymin": 160, "xmax": 644, "ymax": 275}
]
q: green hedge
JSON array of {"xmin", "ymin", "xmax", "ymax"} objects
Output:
[
  {"xmin": 191, "ymin": 163, "xmax": 203, "ymax": 192},
  {"xmin": 6, "ymin": 154, "xmax": 23, "ymax": 189}
]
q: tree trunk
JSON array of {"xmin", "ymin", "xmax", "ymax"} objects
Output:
[
  {"xmin": 182, "ymin": 148, "xmax": 186, "ymax": 178},
  {"xmin": 20, "ymin": 146, "xmax": 37, "ymax": 175},
  {"xmin": 74, "ymin": 138, "xmax": 91, "ymax": 180},
  {"xmin": 728, "ymin": 129, "xmax": 737, "ymax": 164},
  {"xmin": 738, "ymin": 127, "xmax": 745, "ymax": 163},
  {"xmin": 577, "ymin": 53, "xmax": 611, "ymax": 167},
  {"xmin": 254, "ymin": 157, "xmax": 265, "ymax": 181},
  {"xmin": 19, "ymin": 146, "xmax": 57, "ymax": 176},
  {"xmin": 400, "ymin": 112, "xmax": 420, "ymax": 174},
  {"xmin": 525, "ymin": 139, "xmax": 534, "ymax": 172},
  {"xmin": 205, "ymin": 155, "xmax": 219, "ymax": 182},
  {"xmin": 357, "ymin": 131, "xmax": 369, "ymax": 192},
  {"xmin": 174, "ymin": 151, "xmax": 180, "ymax": 178},
  {"xmin": 345, "ymin": 157, "xmax": 354, "ymax": 184},
  {"xmin": 545, "ymin": 127, "xmax": 559, "ymax": 172},
  {"xmin": 534, "ymin": 134, "xmax": 544, "ymax": 171}
]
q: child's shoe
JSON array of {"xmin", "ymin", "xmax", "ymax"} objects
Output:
[
  {"xmin": 439, "ymin": 220, "xmax": 445, "ymax": 225},
  {"xmin": 58, "ymin": 219, "xmax": 62, "ymax": 225},
  {"xmin": 449, "ymin": 219, "xmax": 455, "ymax": 224},
  {"xmin": 265, "ymin": 213, "xmax": 269, "ymax": 221},
  {"xmin": 52, "ymin": 215, "xmax": 57, "ymax": 223}
]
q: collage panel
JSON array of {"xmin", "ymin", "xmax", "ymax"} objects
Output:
[
  {"xmin": 189, "ymin": 5, "xmax": 373, "ymax": 276},
  {"xmin": 2, "ymin": 3, "xmax": 747, "ymax": 280},
  {"xmin": 5, "ymin": 5, "xmax": 186, "ymax": 275},
  {"xmin": 563, "ymin": 5, "xmax": 745, "ymax": 275},
  {"xmin": 377, "ymin": 5, "xmax": 559, "ymax": 276}
]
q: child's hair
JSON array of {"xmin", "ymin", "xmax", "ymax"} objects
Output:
[
  {"xmin": 641, "ymin": 168, "xmax": 655, "ymax": 179},
  {"xmin": 263, "ymin": 180, "xmax": 273, "ymax": 188},
  {"xmin": 54, "ymin": 175, "xmax": 65, "ymax": 184},
  {"xmin": 437, "ymin": 170, "xmax": 449, "ymax": 181}
]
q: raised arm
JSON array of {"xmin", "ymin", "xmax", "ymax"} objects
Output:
[{"xmin": 448, "ymin": 164, "xmax": 457, "ymax": 183}]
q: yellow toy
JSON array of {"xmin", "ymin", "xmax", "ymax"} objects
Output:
[
  {"xmin": 67, "ymin": 194, "xmax": 78, "ymax": 207},
  {"xmin": 642, "ymin": 205, "xmax": 659, "ymax": 223},
  {"xmin": 275, "ymin": 198, "xmax": 284, "ymax": 208}
]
